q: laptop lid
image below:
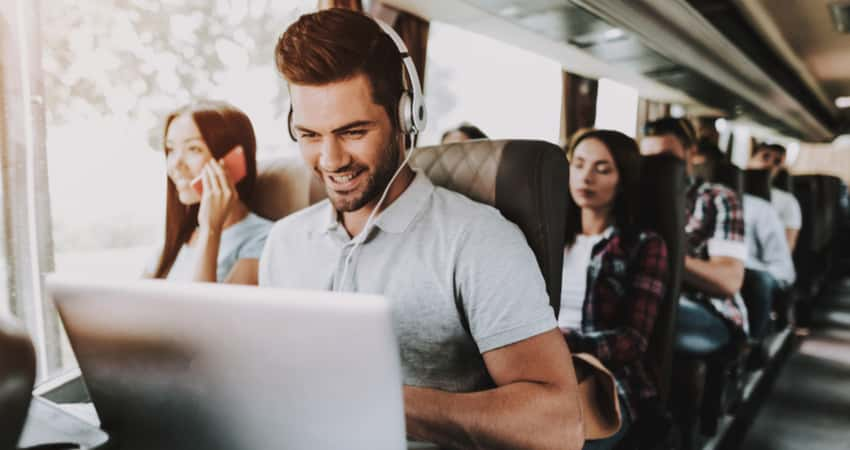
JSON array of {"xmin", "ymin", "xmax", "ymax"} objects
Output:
[{"xmin": 47, "ymin": 275, "xmax": 406, "ymax": 450}]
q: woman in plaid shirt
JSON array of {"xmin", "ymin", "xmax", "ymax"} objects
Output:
[{"xmin": 562, "ymin": 130, "xmax": 669, "ymax": 450}]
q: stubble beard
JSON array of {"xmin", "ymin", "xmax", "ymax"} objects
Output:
[{"xmin": 328, "ymin": 138, "xmax": 402, "ymax": 213}]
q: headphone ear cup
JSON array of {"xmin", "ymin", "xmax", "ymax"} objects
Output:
[
  {"xmin": 410, "ymin": 91, "xmax": 427, "ymax": 134},
  {"xmin": 398, "ymin": 92, "xmax": 413, "ymax": 136}
]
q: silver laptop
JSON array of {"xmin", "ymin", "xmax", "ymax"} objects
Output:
[{"xmin": 47, "ymin": 275, "xmax": 406, "ymax": 450}]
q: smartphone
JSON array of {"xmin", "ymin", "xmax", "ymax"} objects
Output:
[{"xmin": 191, "ymin": 145, "xmax": 248, "ymax": 195}]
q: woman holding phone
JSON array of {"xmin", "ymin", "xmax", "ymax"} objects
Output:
[{"xmin": 144, "ymin": 100, "xmax": 272, "ymax": 284}]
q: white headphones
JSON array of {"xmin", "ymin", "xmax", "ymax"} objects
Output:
[{"xmin": 287, "ymin": 16, "xmax": 428, "ymax": 146}]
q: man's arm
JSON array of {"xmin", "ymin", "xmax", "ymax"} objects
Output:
[
  {"xmin": 684, "ymin": 255, "xmax": 744, "ymax": 298},
  {"xmin": 785, "ymin": 228, "xmax": 799, "ymax": 253},
  {"xmin": 684, "ymin": 186, "xmax": 746, "ymax": 298},
  {"xmin": 404, "ymin": 328, "xmax": 584, "ymax": 450}
]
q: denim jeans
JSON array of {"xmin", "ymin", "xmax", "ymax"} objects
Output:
[
  {"xmin": 674, "ymin": 296, "xmax": 731, "ymax": 355},
  {"xmin": 741, "ymin": 269, "xmax": 779, "ymax": 339}
]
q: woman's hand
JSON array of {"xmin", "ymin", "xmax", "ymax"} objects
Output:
[{"xmin": 197, "ymin": 159, "xmax": 238, "ymax": 234}]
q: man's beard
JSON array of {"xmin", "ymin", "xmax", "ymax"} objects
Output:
[{"xmin": 327, "ymin": 138, "xmax": 402, "ymax": 213}]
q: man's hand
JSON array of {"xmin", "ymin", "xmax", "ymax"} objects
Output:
[{"xmin": 684, "ymin": 255, "xmax": 745, "ymax": 298}]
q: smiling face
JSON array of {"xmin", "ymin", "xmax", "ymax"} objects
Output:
[
  {"xmin": 569, "ymin": 137, "xmax": 620, "ymax": 213},
  {"xmin": 290, "ymin": 73, "xmax": 402, "ymax": 213},
  {"xmin": 165, "ymin": 113, "xmax": 214, "ymax": 205}
]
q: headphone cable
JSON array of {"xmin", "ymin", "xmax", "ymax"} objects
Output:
[{"xmin": 338, "ymin": 135, "xmax": 417, "ymax": 291}]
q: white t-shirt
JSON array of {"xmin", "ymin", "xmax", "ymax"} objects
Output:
[
  {"xmin": 771, "ymin": 188, "xmax": 802, "ymax": 230},
  {"xmin": 558, "ymin": 232, "xmax": 606, "ymax": 333},
  {"xmin": 743, "ymin": 194, "xmax": 796, "ymax": 287}
]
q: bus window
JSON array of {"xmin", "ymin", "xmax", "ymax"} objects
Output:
[
  {"xmin": 594, "ymin": 77, "xmax": 639, "ymax": 137},
  {"xmin": 421, "ymin": 21, "xmax": 561, "ymax": 145},
  {"xmin": 39, "ymin": 0, "xmax": 315, "ymax": 374}
]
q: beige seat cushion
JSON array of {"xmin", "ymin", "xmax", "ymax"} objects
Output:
[{"xmin": 253, "ymin": 156, "xmax": 326, "ymax": 221}]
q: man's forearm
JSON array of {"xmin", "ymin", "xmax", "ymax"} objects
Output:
[
  {"xmin": 404, "ymin": 382, "xmax": 583, "ymax": 450},
  {"xmin": 684, "ymin": 256, "xmax": 744, "ymax": 298},
  {"xmin": 785, "ymin": 229, "xmax": 799, "ymax": 252}
]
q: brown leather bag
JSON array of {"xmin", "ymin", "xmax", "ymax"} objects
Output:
[{"xmin": 573, "ymin": 353, "xmax": 622, "ymax": 440}]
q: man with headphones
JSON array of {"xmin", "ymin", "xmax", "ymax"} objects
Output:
[{"xmin": 260, "ymin": 8, "xmax": 584, "ymax": 449}]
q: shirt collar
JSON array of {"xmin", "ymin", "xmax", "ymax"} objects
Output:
[
  {"xmin": 321, "ymin": 201, "xmax": 339, "ymax": 235},
  {"xmin": 320, "ymin": 169, "xmax": 434, "ymax": 235},
  {"xmin": 373, "ymin": 169, "xmax": 434, "ymax": 233}
]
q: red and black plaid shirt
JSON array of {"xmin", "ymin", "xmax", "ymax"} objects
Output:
[
  {"xmin": 563, "ymin": 227, "xmax": 668, "ymax": 419},
  {"xmin": 684, "ymin": 179, "xmax": 748, "ymax": 332}
]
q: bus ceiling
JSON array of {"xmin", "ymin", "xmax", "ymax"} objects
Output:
[{"xmin": 384, "ymin": 0, "xmax": 850, "ymax": 142}]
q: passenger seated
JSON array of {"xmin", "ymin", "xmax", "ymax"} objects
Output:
[
  {"xmin": 748, "ymin": 143, "xmax": 802, "ymax": 252},
  {"xmin": 261, "ymin": 9, "xmax": 582, "ymax": 449},
  {"xmin": 640, "ymin": 118, "xmax": 748, "ymax": 352},
  {"xmin": 440, "ymin": 122, "xmax": 488, "ymax": 143},
  {"xmin": 144, "ymin": 101, "xmax": 272, "ymax": 284},
  {"xmin": 741, "ymin": 194, "xmax": 795, "ymax": 339},
  {"xmin": 693, "ymin": 139, "xmax": 795, "ymax": 340},
  {"xmin": 562, "ymin": 130, "xmax": 669, "ymax": 450}
]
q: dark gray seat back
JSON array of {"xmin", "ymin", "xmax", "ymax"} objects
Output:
[
  {"xmin": 744, "ymin": 169, "xmax": 772, "ymax": 201},
  {"xmin": 637, "ymin": 154, "xmax": 686, "ymax": 404},
  {"xmin": 411, "ymin": 140, "xmax": 569, "ymax": 315}
]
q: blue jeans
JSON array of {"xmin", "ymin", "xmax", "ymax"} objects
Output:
[
  {"xmin": 674, "ymin": 296, "xmax": 731, "ymax": 355},
  {"xmin": 741, "ymin": 269, "xmax": 778, "ymax": 339},
  {"xmin": 582, "ymin": 394, "xmax": 631, "ymax": 450}
]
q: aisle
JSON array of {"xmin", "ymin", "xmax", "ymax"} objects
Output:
[{"xmin": 739, "ymin": 279, "xmax": 850, "ymax": 449}]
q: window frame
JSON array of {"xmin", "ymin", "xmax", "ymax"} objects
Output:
[{"xmin": 1, "ymin": 0, "xmax": 62, "ymax": 380}]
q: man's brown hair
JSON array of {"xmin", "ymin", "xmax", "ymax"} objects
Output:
[{"xmin": 275, "ymin": 8, "xmax": 405, "ymax": 129}]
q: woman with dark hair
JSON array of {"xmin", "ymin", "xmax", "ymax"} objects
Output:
[
  {"xmin": 144, "ymin": 100, "xmax": 271, "ymax": 284},
  {"xmin": 440, "ymin": 122, "xmax": 488, "ymax": 143},
  {"xmin": 562, "ymin": 129, "xmax": 669, "ymax": 449}
]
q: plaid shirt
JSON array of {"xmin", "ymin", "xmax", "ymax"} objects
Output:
[
  {"xmin": 684, "ymin": 179, "xmax": 749, "ymax": 333},
  {"xmin": 563, "ymin": 227, "xmax": 668, "ymax": 419}
]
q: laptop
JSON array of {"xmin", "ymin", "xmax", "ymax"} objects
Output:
[{"xmin": 46, "ymin": 275, "xmax": 407, "ymax": 450}]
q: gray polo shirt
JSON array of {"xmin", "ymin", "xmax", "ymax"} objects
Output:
[{"xmin": 259, "ymin": 170, "xmax": 556, "ymax": 392}]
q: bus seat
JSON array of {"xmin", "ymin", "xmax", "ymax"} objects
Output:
[
  {"xmin": 712, "ymin": 162, "xmax": 744, "ymax": 196},
  {"xmin": 0, "ymin": 315, "xmax": 36, "ymax": 449},
  {"xmin": 675, "ymin": 160, "xmax": 747, "ymax": 439},
  {"xmin": 773, "ymin": 169, "xmax": 793, "ymax": 193},
  {"xmin": 744, "ymin": 169, "xmax": 772, "ymax": 201},
  {"xmin": 791, "ymin": 176, "xmax": 821, "ymax": 299},
  {"xmin": 410, "ymin": 140, "xmax": 568, "ymax": 315},
  {"xmin": 253, "ymin": 156, "xmax": 326, "ymax": 221},
  {"xmin": 637, "ymin": 154, "xmax": 686, "ymax": 406},
  {"xmin": 818, "ymin": 176, "xmax": 842, "ymax": 249}
]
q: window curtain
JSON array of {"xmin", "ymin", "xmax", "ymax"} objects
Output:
[
  {"xmin": 560, "ymin": 71, "xmax": 598, "ymax": 149},
  {"xmin": 317, "ymin": 0, "xmax": 362, "ymax": 10},
  {"xmin": 390, "ymin": 11, "xmax": 429, "ymax": 88},
  {"xmin": 317, "ymin": 2, "xmax": 430, "ymax": 91},
  {"xmin": 370, "ymin": 3, "xmax": 429, "ymax": 91}
]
